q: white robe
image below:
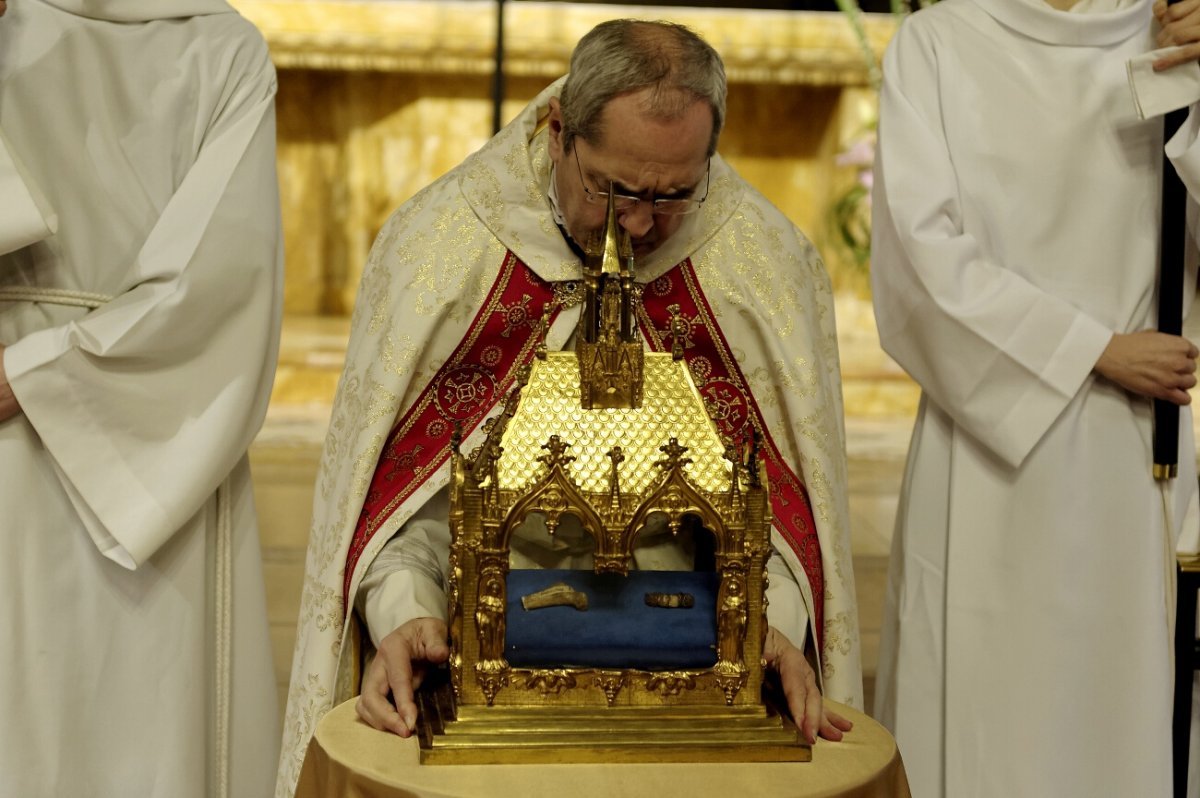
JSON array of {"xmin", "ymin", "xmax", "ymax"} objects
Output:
[
  {"xmin": 872, "ymin": 0, "xmax": 1200, "ymax": 795},
  {"xmin": 0, "ymin": 2, "xmax": 282, "ymax": 796}
]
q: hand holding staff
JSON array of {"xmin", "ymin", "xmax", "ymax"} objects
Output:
[{"xmin": 1148, "ymin": 0, "xmax": 1200, "ymax": 478}]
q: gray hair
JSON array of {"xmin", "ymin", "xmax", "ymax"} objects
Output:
[{"xmin": 558, "ymin": 20, "xmax": 727, "ymax": 158}]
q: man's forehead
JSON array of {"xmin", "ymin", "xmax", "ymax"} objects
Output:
[
  {"xmin": 585, "ymin": 94, "xmax": 712, "ymax": 182},
  {"xmin": 596, "ymin": 90, "xmax": 713, "ymax": 143},
  {"xmin": 579, "ymin": 140, "xmax": 706, "ymax": 190}
]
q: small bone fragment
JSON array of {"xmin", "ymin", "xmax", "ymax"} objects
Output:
[
  {"xmin": 644, "ymin": 592, "xmax": 695, "ymax": 609},
  {"xmin": 521, "ymin": 582, "xmax": 589, "ymax": 611}
]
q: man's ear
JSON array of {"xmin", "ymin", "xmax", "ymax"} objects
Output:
[{"xmin": 547, "ymin": 96, "xmax": 565, "ymax": 161}]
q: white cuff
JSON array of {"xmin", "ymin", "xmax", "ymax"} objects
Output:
[
  {"xmin": 765, "ymin": 551, "xmax": 809, "ymax": 653},
  {"xmin": 358, "ymin": 570, "xmax": 448, "ymax": 650},
  {"xmin": 1127, "ymin": 47, "xmax": 1200, "ymax": 120}
]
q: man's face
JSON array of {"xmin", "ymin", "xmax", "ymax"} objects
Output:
[{"xmin": 548, "ymin": 89, "xmax": 713, "ymax": 261}]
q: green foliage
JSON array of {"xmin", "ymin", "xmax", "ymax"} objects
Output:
[
  {"xmin": 828, "ymin": 0, "xmax": 935, "ymax": 271},
  {"xmin": 831, "ymin": 182, "xmax": 873, "ymax": 272},
  {"xmin": 833, "ymin": 0, "xmax": 882, "ymax": 90}
]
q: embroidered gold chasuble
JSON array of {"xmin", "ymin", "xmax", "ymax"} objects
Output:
[{"xmin": 277, "ymin": 79, "xmax": 861, "ymax": 797}]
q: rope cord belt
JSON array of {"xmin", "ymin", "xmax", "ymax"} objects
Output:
[{"xmin": 0, "ymin": 286, "xmax": 114, "ymax": 308}]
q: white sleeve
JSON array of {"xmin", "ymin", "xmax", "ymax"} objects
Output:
[
  {"xmin": 1166, "ymin": 105, "xmax": 1200, "ymax": 200},
  {"xmin": 4, "ymin": 51, "xmax": 281, "ymax": 568},
  {"xmin": 355, "ymin": 488, "xmax": 452, "ymax": 649},
  {"xmin": 870, "ymin": 24, "xmax": 1112, "ymax": 469},
  {"xmin": 0, "ymin": 126, "xmax": 56, "ymax": 255},
  {"xmin": 765, "ymin": 544, "xmax": 809, "ymax": 653},
  {"xmin": 1126, "ymin": 47, "xmax": 1200, "ymax": 121}
]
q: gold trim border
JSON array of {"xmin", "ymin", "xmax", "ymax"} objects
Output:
[{"xmin": 230, "ymin": 1, "xmax": 896, "ymax": 86}]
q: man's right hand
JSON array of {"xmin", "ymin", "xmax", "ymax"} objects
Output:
[
  {"xmin": 1095, "ymin": 330, "xmax": 1198, "ymax": 405},
  {"xmin": 355, "ymin": 617, "xmax": 449, "ymax": 737},
  {"xmin": 1154, "ymin": 0, "xmax": 1200, "ymax": 70}
]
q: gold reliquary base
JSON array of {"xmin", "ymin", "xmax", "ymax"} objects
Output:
[{"xmin": 416, "ymin": 677, "xmax": 811, "ymax": 764}]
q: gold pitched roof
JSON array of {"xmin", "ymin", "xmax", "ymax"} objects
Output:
[{"xmin": 497, "ymin": 350, "xmax": 730, "ymax": 494}]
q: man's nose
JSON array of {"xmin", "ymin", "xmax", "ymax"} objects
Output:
[{"xmin": 618, "ymin": 203, "xmax": 655, "ymax": 238}]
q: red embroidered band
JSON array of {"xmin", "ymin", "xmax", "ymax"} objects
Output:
[
  {"xmin": 637, "ymin": 260, "xmax": 825, "ymax": 648},
  {"xmin": 344, "ymin": 253, "xmax": 559, "ymax": 602}
]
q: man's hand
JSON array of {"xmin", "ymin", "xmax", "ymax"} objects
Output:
[
  {"xmin": 762, "ymin": 626, "xmax": 853, "ymax": 745},
  {"xmin": 355, "ymin": 617, "xmax": 449, "ymax": 738},
  {"xmin": 1154, "ymin": 0, "xmax": 1200, "ymax": 70},
  {"xmin": 0, "ymin": 345, "xmax": 21, "ymax": 423},
  {"xmin": 1094, "ymin": 330, "xmax": 1198, "ymax": 404},
  {"xmin": 0, "ymin": 2, "xmax": 8, "ymax": 18}
]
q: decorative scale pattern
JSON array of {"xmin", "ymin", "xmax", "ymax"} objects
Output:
[{"xmin": 497, "ymin": 352, "xmax": 731, "ymax": 494}]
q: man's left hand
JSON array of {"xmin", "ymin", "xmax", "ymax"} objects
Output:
[
  {"xmin": 1154, "ymin": 0, "xmax": 1200, "ymax": 70},
  {"xmin": 763, "ymin": 625, "xmax": 853, "ymax": 744}
]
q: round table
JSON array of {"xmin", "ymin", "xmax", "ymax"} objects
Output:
[{"xmin": 296, "ymin": 698, "xmax": 911, "ymax": 798}]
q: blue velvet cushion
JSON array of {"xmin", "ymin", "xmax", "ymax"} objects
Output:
[{"xmin": 504, "ymin": 569, "xmax": 718, "ymax": 669}]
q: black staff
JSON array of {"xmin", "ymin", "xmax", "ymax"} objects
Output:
[
  {"xmin": 491, "ymin": 0, "xmax": 506, "ymax": 136},
  {"xmin": 1154, "ymin": 94, "xmax": 1189, "ymax": 480}
]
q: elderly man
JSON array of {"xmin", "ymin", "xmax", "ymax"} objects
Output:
[{"xmin": 277, "ymin": 20, "xmax": 861, "ymax": 796}]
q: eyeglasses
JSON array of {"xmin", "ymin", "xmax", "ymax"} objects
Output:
[{"xmin": 573, "ymin": 147, "xmax": 709, "ymax": 216}]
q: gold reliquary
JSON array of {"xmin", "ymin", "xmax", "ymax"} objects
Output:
[{"xmin": 416, "ymin": 194, "xmax": 809, "ymax": 763}]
